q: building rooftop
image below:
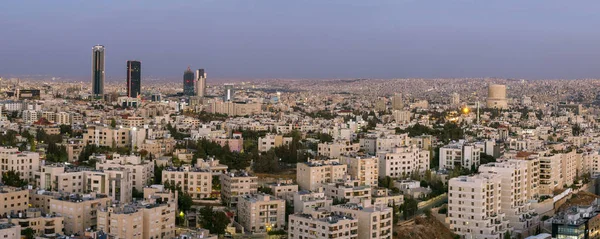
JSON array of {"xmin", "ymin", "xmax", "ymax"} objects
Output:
[{"xmin": 294, "ymin": 213, "xmax": 355, "ymax": 224}]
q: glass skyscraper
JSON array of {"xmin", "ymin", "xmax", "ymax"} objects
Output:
[
  {"xmin": 183, "ymin": 66, "xmax": 195, "ymax": 96},
  {"xmin": 127, "ymin": 60, "xmax": 141, "ymax": 98},
  {"xmin": 91, "ymin": 45, "xmax": 105, "ymax": 98}
]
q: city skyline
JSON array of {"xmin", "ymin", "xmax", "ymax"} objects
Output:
[{"xmin": 4, "ymin": 1, "xmax": 600, "ymax": 80}]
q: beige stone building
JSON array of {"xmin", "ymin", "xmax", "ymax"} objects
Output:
[
  {"xmin": 267, "ymin": 179, "xmax": 298, "ymax": 202},
  {"xmin": 479, "ymin": 160, "xmax": 540, "ymax": 237},
  {"xmin": 297, "ymin": 159, "xmax": 347, "ymax": 191},
  {"xmin": 448, "ymin": 174, "xmax": 511, "ymax": 239},
  {"xmin": 87, "ymin": 168, "xmax": 133, "ymax": 203},
  {"xmin": 0, "ymin": 208, "xmax": 64, "ymax": 237},
  {"xmin": 293, "ymin": 189, "xmax": 332, "ymax": 213},
  {"xmin": 0, "ymin": 223, "xmax": 20, "ymax": 238},
  {"xmin": 340, "ymin": 156, "xmax": 378, "ymax": 186},
  {"xmin": 322, "ymin": 178, "xmax": 371, "ymax": 204},
  {"xmin": 49, "ymin": 193, "xmax": 111, "ymax": 235},
  {"xmin": 96, "ymin": 153, "xmax": 153, "ymax": 191},
  {"xmin": 0, "ymin": 185, "xmax": 29, "ymax": 216},
  {"xmin": 162, "ymin": 165, "xmax": 213, "ymax": 200},
  {"xmin": 98, "ymin": 204, "xmax": 144, "ymax": 238},
  {"xmin": 317, "ymin": 141, "xmax": 360, "ymax": 158},
  {"xmin": 221, "ymin": 171, "xmax": 258, "ymax": 208},
  {"xmin": 0, "ymin": 146, "xmax": 40, "ymax": 183},
  {"xmin": 288, "ymin": 212, "xmax": 358, "ymax": 239},
  {"xmin": 331, "ymin": 203, "xmax": 393, "ymax": 239},
  {"xmin": 258, "ymin": 134, "xmax": 293, "ymax": 152},
  {"xmin": 237, "ymin": 194, "xmax": 285, "ymax": 233},
  {"xmin": 83, "ymin": 125, "xmax": 131, "ymax": 148}
]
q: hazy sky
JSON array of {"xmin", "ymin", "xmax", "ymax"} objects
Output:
[{"xmin": 2, "ymin": 0, "xmax": 600, "ymax": 80}]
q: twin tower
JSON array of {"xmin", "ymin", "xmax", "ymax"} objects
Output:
[
  {"xmin": 91, "ymin": 45, "xmax": 141, "ymax": 99},
  {"xmin": 184, "ymin": 67, "xmax": 207, "ymax": 97}
]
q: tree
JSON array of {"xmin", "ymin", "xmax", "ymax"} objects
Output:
[
  {"xmin": 154, "ymin": 162, "xmax": 163, "ymax": 184},
  {"xmin": 258, "ymin": 186, "xmax": 273, "ymax": 194},
  {"xmin": 110, "ymin": 118, "xmax": 117, "ymax": 128},
  {"xmin": 132, "ymin": 188, "xmax": 144, "ymax": 199},
  {"xmin": 139, "ymin": 149, "xmax": 149, "ymax": 159},
  {"xmin": 178, "ymin": 193, "xmax": 193, "ymax": 212},
  {"xmin": 400, "ymin": 196, "xmax": 418, "ymax": 219},
  {"xmin": 22, "ymin": 228, "xmax": 35, "ymax": 239},
  {"xmin": 503, "ymin": 231, "xmax": 511, "ymax": 239},
  {"xmin": 199, "ymin": 206, "xmax": 231, "ymax": 235},
  {"xmin": 2, "ymin": 170, "xmax": 27, "ymax": 187},
  {"xmin": 59, "ymin": 125, "xmax": 73, "ymax": 135}
]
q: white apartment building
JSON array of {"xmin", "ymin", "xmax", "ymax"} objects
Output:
[
  {"xmin": 267, "ymin": 179, "xmax": 298, "ymax": 202},
  {"xmin": 87, "ymin": 168, "xmax": 133, "ymax": 203},
  {"xmin": 288, "ymin": 212, "xmax": 358, "ymax": 239},
  {"xmin": 392, "ymin": 110, "xmax": 411, "ymax": 124},
  {"xmin": 297, "ymin": 159, "xmax": 347, "ymax": 191},
  {"xmin": 0, "ymin": 223, "xmax": 20, "ymax": 238},
  {"xmin": 331, "ymin": 203, "xmax": 393, "ymax": 239},
  {"xmin": 56, "ymin": 112, "xmax": 71, "ymax": 125},
  {"xmin": 0, "ymin": 146, "xmax": 40, "ymax": 183},
  {"xmin": 539, "ymin": 152, "xmax": 562, "ymax": 195},
  {"xmin": 162, "ymin": 165, "xmax": 213, "ymax": 200},
  {"xmin": 220, "ymin": 171, "xmax": 258, "ymax": 208},
  {"xmin": 22, "ymin": 110, "xmax": 39, "ymax": 124},
  {"xmin": 377, "ymin": 146, "xmax": 429, "ymax": 178},
  {"xmin": 322, "ymin": 178, "xmax": 371, "ymax": 204},
  {"xmin": 237, "ymin": 194, "xmax": 286, "ymax": 233},
  {"xmin": 293, "ymin": 189, "xmax": 333, "ymax": 213},
  {"xmin": 439, "ymin": 140, "xmax": 482, "ymax": 170},
  {"xmin": 97, "ymin": 205, "xmax": 144, "ymax": 239},
  {"xmin": 0, "ymin": 186, "xmax": 29, "ymax": 216},
  {"xmin": 448, "ymin": 174, "xmax": 511, "ymax": 239},
  {"xmin": 479, "ymin": 160, "xmax": 540, "ymax": 237},
  {"xmin": 317, "ymin": 141, "xmax": 360, "ymax": 158},
  {"xmin": 96, "ymin": 153, "xmax": 153, "ymax": 191},
  {"xmin": 340, "ymin": 156, "xmax": 378, "ymax": 186}
]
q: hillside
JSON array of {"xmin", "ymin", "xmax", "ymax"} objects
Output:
[{"xmin": 394, "ymin": 215, "xmax": 456, "ymax": 239}]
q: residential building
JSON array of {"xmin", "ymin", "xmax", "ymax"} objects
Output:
[
  {"xmin": 0, "ymin": 223, "xmax": 20, "ymax": 238},
  {"xmin": 479, "ymin": 160, "xmax": 540, "ymax": 237},
  {"xmin": 258, "ymin": 134, "xmax": 293, "ymax": 152},
  {"xmin": 317, "ymin": 141, "xmax": 360, "ymax": 158},
  {"xmin": 0, "ymin": 208, "xmax": 64, "ymax": 237},
  {"xmin": 340, "ymin": 156, "xmax": 378, "ymax": 186},
  {"xmin": 162, "ymin": 165, "xmax": 213, "ymax": 200},
  {"xmin": 552, "ymin": 203, "xmax": 600, "ymax": 239},
  {"xmin": 288, "ymin": 212, "xmax": 358, "ymax": 239},
  {"xmin": 0, "ymin": 185, "xmax": 29, "ymax": 216},
  {"xmin": 267, "ymin": 179, "xmax": 298, "ymax": 202},
  {"xmin": 293, "ymin": 189, "xmax": 332, "ymax": 213},
  {"xmin": 439, "ymin": 140, "xmax": 482, "ymax": 170},
  {"xmin": 448, "ymin": 174, "xmax": 511, "ymax": 239},
  {"xmin": 98, "ymin": 204, "xmax": 144, "ymax": 238},
  {"xmin": 297, "ymin": 159, "xmax": 347, "ymax": 191},
  {"xmin": 221, "ymin": 170, "xmax": 258, "ymax": 208},
  {"xmin": 49, "ymin": 193, "xmax": 111, "ymax": 235},
  {"xmin": 331, "ymin": 203, "xmax": 393, "ymax": 239},
  {"xmin": 0, "ymin": 146, "xmax": 40, "ymax": 183},
  {"xmin": 96, "ymin": 153, "xmax": 153, "ymax": 191},
  {"xmin": 237, "ymin": 194, "xmax": 286, "ymax": 233},
  {"xmin": 377, "ymin": 146, "xmax": 429, "ymax": 178}
]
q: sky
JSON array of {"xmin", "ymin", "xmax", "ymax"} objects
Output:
[{"xmin": 2, "ymin": 0, "xmax": 600, "ymax": 80}]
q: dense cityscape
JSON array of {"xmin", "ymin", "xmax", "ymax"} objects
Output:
[
  {"xmin": 0, "ymin": 42, "xmax": 599, "ymax": 239},
  {"xmin": 5, "ymin": 1, "xmax": 600, "ymax": 239}
]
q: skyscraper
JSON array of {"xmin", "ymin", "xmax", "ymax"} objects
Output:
[
  {"xmin": 183, "ymin": 66, "xmax": 195, "ymax": 96},
  {"xmin": 195, "ymin": 69, "xmax": 207, "ymax": 97},
  {"xmin": 126, "ymin": 60, "xmax": 141, "ymax": 98},
  {"xmin": 91, "ymin": 45, "xmax": 105, "ymax": 98}
]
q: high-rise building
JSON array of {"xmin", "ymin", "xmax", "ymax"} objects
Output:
[
  {"xmin": 183, "ymin": 66, "xmax": 195, "ymax": 96},
  {"xmin": 195, "ymin": 69, "xmax": 206, "ymax": 97},
  {"xmin": 92, "ymin": 45, "xmax": 105, "ymax": 98},
  {"xmin": 451, "ymin": 92, "xmax": 460, "ymax": 107},
  {"xmin": 126, "ymin": 60, "xmax": 141, "ymax": 98},
  {"xmin": 224, "ymin": 84, "xmax": 234, "ymax": 101}
]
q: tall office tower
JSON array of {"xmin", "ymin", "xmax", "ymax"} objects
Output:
[
  {"xmin": 195, "ymin": 69, "xmax": 207, "ymax": 97},
  {"xmin": 183, "ymin": 66, "xmax": 195, "ymax": 96},
  {"xmin": 392, "ymin": 93, "xmax": 403, "ymax": 110},
  {"xmin": 91, "ymin": 45, "xmax": 105, "ymax": 98},
  {"xmin": 126, "ymin": 61, "xmax": 141, "ymax": 98},
  {"xmin": 224, "ymin": 84, "xmax": 234, "ymax": 101},
  {"xmin": 486, "ymin": 84, "xmax": 508, "ymax": 109}
]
